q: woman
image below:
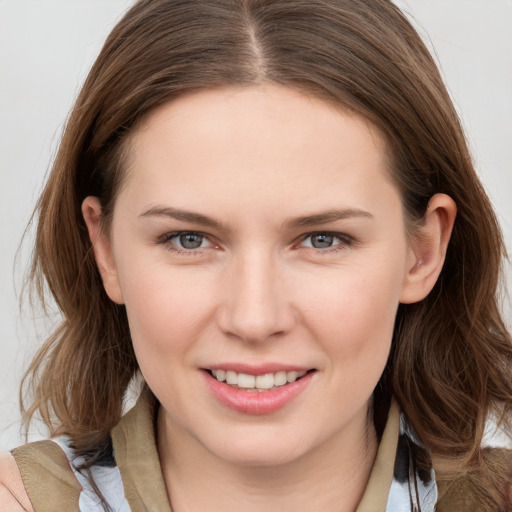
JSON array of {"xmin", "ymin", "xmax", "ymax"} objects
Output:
[{"xmin": 1, "ymin": 0, "xmax": 511, "ymax": 510}]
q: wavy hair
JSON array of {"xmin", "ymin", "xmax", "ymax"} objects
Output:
[{"xmin": 22, "ymin": 0, "xmax": 512, "ymax": 509}]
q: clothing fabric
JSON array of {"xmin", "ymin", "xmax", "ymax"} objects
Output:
[{"xmin": 10, "ymin": 392, "xmax": 449, "ymax": 512}]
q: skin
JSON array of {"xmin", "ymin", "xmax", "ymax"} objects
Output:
[
  {"xmin": 0, "ymin": 453, "xmax": 33, "ymax": 511},
  {"xmin": 0, "ymin": 85, "xmax": 456, "ymax": 511}
]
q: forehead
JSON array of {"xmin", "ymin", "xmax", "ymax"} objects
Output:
[{"xmin": 118, "ymin": 85, "xmax": 399, "ymax": 221}]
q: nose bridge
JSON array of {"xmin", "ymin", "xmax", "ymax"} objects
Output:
[{"xmin": 218, "ymin": 248, "xmax": 294, "ymax": 342}]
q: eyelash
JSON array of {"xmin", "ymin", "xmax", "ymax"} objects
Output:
[
  {"xmin": 155, "ymin": 231, "xmax": 354, "ymax": 256},
  {"xmin": 298, "ymin": 232, "xmax": 354, "ymax": 254},
  {"xmin": 156, "ymin": 231, "xmax": 214, "ymax": 256}
]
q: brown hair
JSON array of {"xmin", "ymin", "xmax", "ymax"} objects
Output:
[{"xmin": 23, "ymin": 0, "xmax": 512, "ymax": 508}]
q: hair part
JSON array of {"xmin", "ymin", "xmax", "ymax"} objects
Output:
[{"xmin": 22, "ymin": 1, "xmax": 512, "ymax": 509}]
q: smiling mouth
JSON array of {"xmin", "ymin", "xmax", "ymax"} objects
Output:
[{"xmin": 206, "ymin": 369, "xmax": 314, "ymax": 392}]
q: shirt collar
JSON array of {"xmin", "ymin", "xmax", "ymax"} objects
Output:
[{"xmin": 356, "ymin": 400, "xmax": 437, "ymax": 512}]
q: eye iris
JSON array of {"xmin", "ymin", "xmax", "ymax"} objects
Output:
[
  {"xmin": 311, "ymin": 234, "xmax": 334, "ymax": 248},
  {"xmin": 179, "ymin": 233, "xmax": 203, "ymax": 249}
]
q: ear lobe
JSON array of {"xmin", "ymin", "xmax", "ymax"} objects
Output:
[
  {"xmin": 400, "ymin": 193, "xmax": 457, "ymax": 304},
  {"xmin": 82, "ymin": 196, "xmax": 125, "ymax": 304}
]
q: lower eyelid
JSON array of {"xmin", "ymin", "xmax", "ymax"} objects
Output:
[{"xmin": 311, "ymin": 244, "xmax": 349, "ymax": 254}]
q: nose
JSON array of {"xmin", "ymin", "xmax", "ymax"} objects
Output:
[{"xmin": 217, "ymin": 251, "xmax": 296, "ymax": 343}]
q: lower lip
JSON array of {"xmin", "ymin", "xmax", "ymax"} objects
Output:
[{"xmin": 203, "ymin": 370, "xmax": 314, "ymax": 415}]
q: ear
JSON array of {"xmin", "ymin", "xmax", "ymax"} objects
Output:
[
  {"xmin": 400, "ymin": 193, "xmax": 457, "ymax": 304},
  {"xmin": 82, "ymin": 196, "xmax": 125, "ymax": 304}
]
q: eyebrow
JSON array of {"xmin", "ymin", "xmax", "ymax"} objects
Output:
[
  {"xmin": 139, "ymin": 206, "xmax": 225, "ymax": 230},
  {"xmin": 140, "ymin": 205, "xmax": 373, "ymax": 231},
  {"xmin": 284, "ymin": 208, "xmax": 374, "ymax": 230}
]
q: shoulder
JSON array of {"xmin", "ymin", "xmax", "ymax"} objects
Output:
[
  {"xmin": 10, "ymin": 439, "xmax": 82, "ymax": 511},
  {"xmin": 0, "ymin": 451, "xmax": 33, "ymax": 512},
  {"xmin": 434, "ymin": 447, "xmax": 512, "ymax": 512}
]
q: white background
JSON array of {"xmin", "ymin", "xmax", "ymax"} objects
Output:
[{"xmin": 1, "ymin": 0, "xmax": 511, "ymax": 450}]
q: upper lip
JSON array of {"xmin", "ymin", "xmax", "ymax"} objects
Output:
[{"xmin": 202, "ymin": 363, "xmax": 314, "ymax": 375}]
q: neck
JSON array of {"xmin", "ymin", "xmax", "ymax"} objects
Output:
[{"xmin": 157, "ymin": 409, "xmax": 378, "ymax": 512}]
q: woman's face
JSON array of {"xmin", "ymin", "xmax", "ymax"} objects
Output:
[{"xmin": 91, "ymin": 85, "xmax": 422, "ymax": 466}]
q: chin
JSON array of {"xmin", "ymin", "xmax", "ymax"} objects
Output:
[
  {"xmin": 217, "ymin": 447, "xmax": 303, "ymax": 468},
  {"xmin": 204, "ymin": 429, "xmax": 309, "ymax": 468}
]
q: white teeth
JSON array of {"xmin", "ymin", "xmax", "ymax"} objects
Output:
[
  {"xmin": 225, "ymin": 370, "xmax": 237, "ymax": 385},
  {"xmin": 287, "ymin": 370, "xmax": 307, "ymax": 383},
  {"xmin": 237, "ymin": 373, "xmax": 256, "ymax": 388},
  {"xmin": 286, "ymin": 371, "xmax": 298, "ymax": 383},
  {"xmin": 255, "ymin": 373, "xmax": 274, "ymax": 389},
  {"xmin": 274, "ymin": 371, "xmax": 287, "ymax": 386},
  {"xmin": 211, "ymin": 369, "xmax": 309, "ymax": 390}
]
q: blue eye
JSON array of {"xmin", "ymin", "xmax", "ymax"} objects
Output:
[
  {"xmin": 177, "ymin": 233, "xmax": 206, "ymax": 249},
  {"xmin": 300, "ymin": 232, "xmax": 351, "ymax": 250},
  {"xmin": 161, "ymin": 232, "xmax": 212, "ymax": 251},
  {"xmin": 309, "ymin": 233, "xmax": 335, "ymax": 248}
]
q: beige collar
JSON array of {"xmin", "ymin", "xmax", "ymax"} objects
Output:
[{"xmin": 111, "ymin": 390, "xmax": 172, "ymax": 511}]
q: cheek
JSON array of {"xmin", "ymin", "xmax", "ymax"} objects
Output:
[
  {"xmin": 118, "ymin": 262, "xmax": 218, "ymax": 360},
  {"xmin": 297, "ymin": 259, "xmax": 404, "ymax": 367}
]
